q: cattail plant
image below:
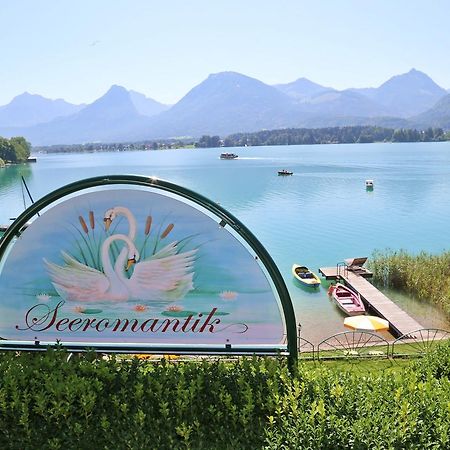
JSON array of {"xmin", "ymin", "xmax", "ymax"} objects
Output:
[
  {"xmin": 161, "ymin": 223, "xmax": 174, "ymax": 239},
  {"xmin": 79, "ymin": 216, "xmax": 89, "ymax": 234},
  {"xmin": 89, "ymin": 211, "xmax": 95, "ymax": 229},
  {"xmin": 145, "ymin": 215, "xmax": 152, "ymax": 235},
  {"xmin": 152, "ymin": 221, "xmax": 175, "ymax": 255}
]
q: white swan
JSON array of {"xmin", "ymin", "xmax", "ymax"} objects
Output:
[
  {"xmin": 121, "ymin": 242, "xmax": 197, "ymax": 302},
  {"xmin": 44, "ymin": 234, "xmax": 139, "ymax": 303},
  {"xmin": 103, "ymin": 206, "xmax": 137, "ymax": 273},
  {"xmin": 104, "ymin": 206, "xmax": 197, "ymax": 301}
]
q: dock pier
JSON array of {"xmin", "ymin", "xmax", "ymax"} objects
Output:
[{"xmin": 319, "ymin": 262, "xmax": 423, "ymax": 337}]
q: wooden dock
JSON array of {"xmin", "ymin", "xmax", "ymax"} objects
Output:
[{"xmin": 319, "ymin": 266, "xmax": 423, "ymax": 337}]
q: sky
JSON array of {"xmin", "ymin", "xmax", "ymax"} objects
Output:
[{"xmin": 1, "ymin": 0, "xmax": 449, "ymax": 106}]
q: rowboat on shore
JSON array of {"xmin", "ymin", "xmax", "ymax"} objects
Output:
[
  {"xmin": 292, "ymin": 264, "xmax": 321, "ymax": 288},
  {"xmin": 328, "ymin": 283, "xmax": 365, "ymax": 316}
]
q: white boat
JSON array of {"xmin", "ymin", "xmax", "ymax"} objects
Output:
[
  {"xmin": 365, "ymin": 179, "xmax": 374, "ymax": 190},
  {"xmin": 220, "ymin": 153, "xmax": 238, "ymax": 160}
]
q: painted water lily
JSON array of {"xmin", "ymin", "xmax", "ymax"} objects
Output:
[
  {"xmin": 73, "ymin": 306, "xmax": 86, "ymax": 313},
  {"xmin": 36, "ymin": 293, "xmax": 51, "ymax": 302},
  {"xmin": 133, "ymin": 304, "xmax": 148, "ymax": 312},
  {"xmin": 219, "ymin": 290, "xmax": 238, "ymax": 301},
  {"xmin": 166, "ymin": 305, "xmax": 183, "ymax": 312}
]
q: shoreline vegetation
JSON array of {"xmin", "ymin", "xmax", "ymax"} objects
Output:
[
  {"xmin": 25, "ymin": 125, "xmax": 449, "ymax": 154},
  {"xmin": 369, "ymin": 249, "xmax": 450, "ymax": 317},
  {"xmin": 0, "ymin": 136, "xmax": 31, "ymax": 165},
  {"xmin": 0, "ymin": 346, "xmax": 450, "ymax": 448}
]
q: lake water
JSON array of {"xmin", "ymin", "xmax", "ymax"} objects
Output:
[{"xmin": 1, "ymin": 142, "xmax": 450, "ymax": 343}]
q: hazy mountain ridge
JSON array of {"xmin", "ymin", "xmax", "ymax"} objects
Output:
[
  {"xmin": 0, "ymin": 86, "xmax": 154, "ymax": 145},
  {"xmin": 0, "ymin": 92, "xmax": 84, "ymax": 127},
  {"xmin": 145, "ymin": 72, "xmax": 307, "ymax": 138},
  {"xmin": 129, "ymin": 90, "xmax": 170, "ymax": 117},
  {"xmin": 364, "ymin": 68, "xmax": 447, "ymax": 117},
  {"xmin": 412, "ymin": 94, "xmax": 450, "ymax": 129},
  {"xmin": 0, "ymin": 69, "xmax": 449, "ymax": 145},
  {"xmin": 274, "ymin": 78, "xmax": 331, "ymax": 99}
]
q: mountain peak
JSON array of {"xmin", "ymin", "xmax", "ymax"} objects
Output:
[
  {"xmin": 382, "ymin": 68, "xmax": 440, "ymax": 86},
  {"xmin": 75, "ymin": 85, "xmax": 140, "ymax": 121},
  {"xmin": 205, "ymin": 71, "xmax": 270, "ymax": 86},
  {"xmin": 208, "ymin": 71, "xmax": 245, "ymax": 79},
  {"xmin": 374, "ymin": 69, "xmax": 447, "ymax": 117},
  {"xmin": 11, "ymin": 92, "xmax": 45, "ymax": 104},
  {"xmin": 103, "ymin": 85, "xmax": 129, "ymax": 98},
  {"xmin": 108, "ymin": 84, "xmax": 128, "ymax": 91},
  {"xmin": 17, "ymin": 91, "xmax": 34, "ymax": 98},
  {"xmin": 92, "ymin": 85, "xmax": 134, "ymax": 106},
  {"xmin": 274, "ymin": 77, "xmax": 329, "ymax": 99},
  {"xmin": 0, "ymin": 92, "xmax": 84, "ymax": 127}
]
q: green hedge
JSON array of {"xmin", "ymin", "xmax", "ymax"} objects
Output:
[{"xmin": 0, "ymin": 346, "xmax": 449, "ymax": 449}]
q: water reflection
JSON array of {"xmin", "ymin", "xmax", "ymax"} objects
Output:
[
  {"xmin": 0, "ymin": 164, "xmax": 33, "ymax": 221},
  {"xmin": 381, "ymin": 287, "xmax": 450, "ymax": 330}
]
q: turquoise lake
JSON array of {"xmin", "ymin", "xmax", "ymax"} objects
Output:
[{"xmin": 1, "ymin": 142, "xmax": 450, "ymax": 343}]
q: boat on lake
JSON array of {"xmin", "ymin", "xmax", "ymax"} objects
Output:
[
  {"xmin": 292, "ymin": 264, "xmax": 321, "ymax": 287},
  {"xmin": 365, "ymin": 179, "xmax": 374, "ymax": 190},
  {"xmin": 328, "ymin": 283, "xmax": 365, "ymax": 316},
  {"xmin": 278, "ymin": 169, "xmax": 293, "ymax": 176},
  {"xmin": 220, "ymin": 152, "xmax": 238, "ymax": 159}
]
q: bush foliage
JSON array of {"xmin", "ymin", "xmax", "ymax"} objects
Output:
[
  {"xmin": 0, "ymin": 136, "xmax": 31, "ymax": 163},
  {"xmin": 0, "ymin": 348, "xmax": 449, "ymax": 449}
]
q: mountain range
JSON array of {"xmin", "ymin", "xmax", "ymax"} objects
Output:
[{"xmin": 0, "ymin": 69, "xmax": 449, "ymax": 146}]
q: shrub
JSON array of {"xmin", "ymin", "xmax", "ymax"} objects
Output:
[
  {"xmin": 412, "ymin": 339, "xmax": 450, "ymax": 380},
  {"xmin": 0, "ymin": 350, "xmax": 449, "ymax": 449}
]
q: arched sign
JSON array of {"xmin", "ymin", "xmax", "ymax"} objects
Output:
[{"xmin": 0, "ymin": 176, "xmax": 297, "ymax": 360}]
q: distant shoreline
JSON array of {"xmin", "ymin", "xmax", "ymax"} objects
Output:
[{"xmin": 32, "ymin": 125, "xmax": 449, "ymax": 155}]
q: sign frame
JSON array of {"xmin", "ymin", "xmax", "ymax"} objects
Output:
[{"xmin": 0, "ymin": 175, "xmax": 297, "ymax": 363}]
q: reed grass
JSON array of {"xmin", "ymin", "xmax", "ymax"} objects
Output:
[
  {"xmin": 369, "ymin": 249, "xmax": 450, "ymax": 316},
  {"xmin": 66, "ymin": 211, "xmax": 194, "ymax": 272}
]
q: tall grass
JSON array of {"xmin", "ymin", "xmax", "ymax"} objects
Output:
[{"xmin": 369, "ymin": 249, "xmax": 450, "ymax": 316}]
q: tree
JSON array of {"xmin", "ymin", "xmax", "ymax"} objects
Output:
[
  {"xmin": 0, "ymin": 136, "xmax": 31, "ymax": 162},
  {"xmin": 10, "ymin": 136, "xmax": 31, "ymax": 161},
  {"xmin": 0, "ymin": 137, "xmax": 16, "ymax": 162}
]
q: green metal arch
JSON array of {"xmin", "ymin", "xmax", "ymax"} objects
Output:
[{"xmin": 0, "ymin": 175, "xmax": 297, "ymax": 364}]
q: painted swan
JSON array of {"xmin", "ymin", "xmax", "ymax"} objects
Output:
[
  {"xmin": 103, "ymin": 206, "xmax": 137, "ymax": 273},
  {"xmin": 44, "ymin": 234, "xmax": 139, "ymax": 302},
  {"xmin": 103, "ymin": 206, "xmax": 197, "ymax": 301},
  {"xmin": 121, "ymin": 241, "xmax": 196, "ymax": 302}
]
